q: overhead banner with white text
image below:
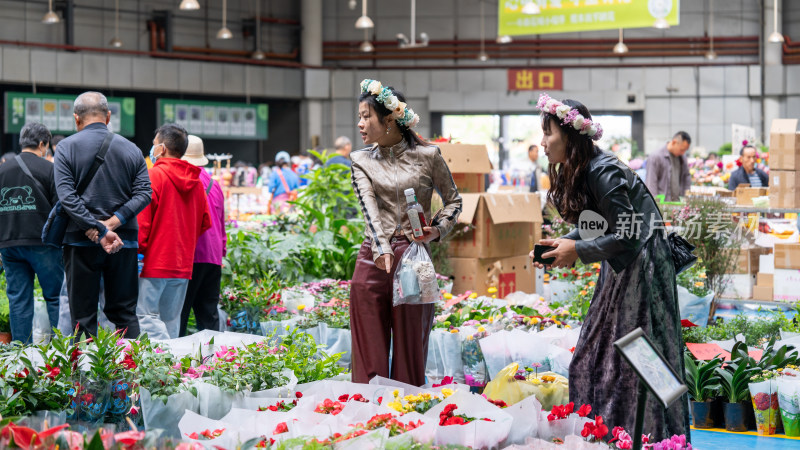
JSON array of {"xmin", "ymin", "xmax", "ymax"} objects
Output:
[{"xmin": 498, "ymin": 0, "xmax": 680, "ymax": 36}]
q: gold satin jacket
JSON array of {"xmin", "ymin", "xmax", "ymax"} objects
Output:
[{"xmin": 350, "ymin": 139, "xmax": 463, "ymax": 262}]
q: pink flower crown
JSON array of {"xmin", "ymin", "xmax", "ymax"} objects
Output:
[{"xmin": 535, "ymin": 93, "xmax": 603, "ymax": 141}]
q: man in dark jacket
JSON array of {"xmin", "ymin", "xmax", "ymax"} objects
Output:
[
  {"xmin": 0, "ymin": 122, "xmax": 62, "ymax": 343},
  {"xmin": 54, "ymin": 91, "xmax": 151, "ymax": 338},
  {"xmin": 728, "ymin": 145, "xmax": 768, "ymax": 190}
]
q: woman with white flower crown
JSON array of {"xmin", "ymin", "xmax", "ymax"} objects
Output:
[
  {"xmin": 531, "ymin": 94, "xmax": 689, "ymax": 442},
  {"xmin": 349, "ymin": 79, "xmax": 462, "ymax": 386}
]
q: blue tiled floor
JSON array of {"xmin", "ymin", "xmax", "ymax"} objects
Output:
[{"xmin": 692, "ymin": 429, "xmax": 800, "ymax": 449}]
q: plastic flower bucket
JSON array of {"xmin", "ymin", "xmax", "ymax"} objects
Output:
[{"xmin": 749, "ymin": 380, "xmax": 778, "ymax": 435}]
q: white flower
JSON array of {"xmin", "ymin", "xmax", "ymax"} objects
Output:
[
  {"xmin": 360, "ymin": 79, "xmax": 371, "ymax": 92},
  {"xmin": 586, "ymin": 125, "xmax": 598, "ymax": 136},
  {"xmin": 545, "ymin": 99, "xmax": 558, "ymax": 111},
  {"xmin": 572, "ymin": 115, "xmax": 585, "ymax": 130},
  {"xmin": 386, "ymin": 96, "xmax": 400, "ymax": 111},
  {"xmin": 408, "ymin": 114, "xmax": 420, "ymax": 128},
  {"xmin": 555, "ymin": 104, "xmax": 571, "ymax": 118},
  {"xmin": 368, "ymin": 80, "xmax": 382, "ymax": 95}
]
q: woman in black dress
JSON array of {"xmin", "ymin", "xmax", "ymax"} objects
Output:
[{"xmin": 533, "ymin": 94, "xmax": 688, "ymax": 442}]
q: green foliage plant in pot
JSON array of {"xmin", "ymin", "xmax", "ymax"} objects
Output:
[
  {"xmin": 684, "ymin": 352, "xmax": 723, "ymax": 428},
  {"xmin": 716, "ymin": 346, "xmax": 756, "ymax": 432}
]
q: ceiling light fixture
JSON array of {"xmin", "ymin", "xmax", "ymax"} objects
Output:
[
  {"xmin": 397, "ymin": 0, "xmax": 428, "ymax": 49},
  {"xmin": 653, "ymin": 17, "xmax": 670, "ymax": 29},
  {"xmin": 769, "ymin": 0, "xmax": 784, "ymax": 43},
  {"xmin": 216, "ymin": 0, "xmax": 233, "ymax": 39},
  {"xmin": 42, "ymin": 0, "xmax": 60, "ymax": 24},
  {"xmin": 252, "ymin": 0, "xmax": 265, "ymax": 59},
  {"xmin": 179, "ymin": 0, "xmax": 201, "ymax": 10},
  {"xmin": 705, "ymin": 0, "xmax": 717, "ymax": 59},
  {"xmin": 496, "ymin": 35, "xmax": 512, "ymax": 44},
  {"xmin": 521, "ymin": 2, "xmax": 541, "ymax": 15},
  {"xmin": 355, "ymin": 0, "xmax": 374, "ymax": 29},
  {"xmin": 613, "ymin": 28, "xmax": 628, "ymax": 54},
  {"xmin": 348, "ymin": 0, "xmax": 357, "ymax": 10},
  {"xmin": 478, "ymin": 0, "xmax": 488, "ymax": 61},
  {"xmin": 109, "ymin": 0, "xmax": 122, "ymax": 47}
]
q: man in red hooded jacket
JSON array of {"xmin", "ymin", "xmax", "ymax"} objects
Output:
[{"xmin": 137, "ymin": 123, "xmax": 210, "ymax": 339}]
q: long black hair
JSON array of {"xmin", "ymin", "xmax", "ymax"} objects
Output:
[
  {"xmin": 542, "ymin": 99, "xmax": 601, "ymax": 224},
  {"xmin": 359, "ymin": 87, "xmax": 427, "ymax": 149}
]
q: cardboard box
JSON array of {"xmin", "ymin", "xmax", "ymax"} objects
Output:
[
  {"xmin": 774, "ymin": 269, "xmax": 800, "ymax": 302},
  {"xmin": 448, "ymin": 193, "xmax": 543, "ymax": 259},
  {"xmin": 753, "ymin": 285, "xmax": 774, "ymax": 301},
  {"xmin": 768, "ymin": 170, "xmax": 800, "ymax": 208},
  {"xmin": 438, "ymin": 143, "xmax": 492, "ymax": 193},
  {"xmin": 735, "ymin": 187, "xmax": 769, "ymax": 206},
  {"xmin": 775, "ymin": 243, "xmax": 800, "ymax": 270},
  {"xmin": 756, "ymin": 272, "xmax": 774, "ymax": 287},
  {"xmin": 450, "ymin": 254, "xmax": 535, "ymax": 297},
  {"xmin": 769, "ymin": 119, "xmax": 800, "ymax": 170},
  {"xmin": 720, "ymin": 274, "xmax": 754, "ymax": 299},
  {"xmin": 721, "ymin": 246, "xmax": 770, "ymax": 274}
]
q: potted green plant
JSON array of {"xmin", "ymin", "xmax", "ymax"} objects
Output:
[
  {"xmin": 684, "ymin": 352, "xmax": 723, "ymax": 428},
  {"xmin": 716, "ymin": 350, "xmax": 755, "ymax": 432}
]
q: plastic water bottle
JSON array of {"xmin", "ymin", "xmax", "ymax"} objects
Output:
[{"xmin": 137, "ymin": 254, "xmax": 144, "ymax": 274}]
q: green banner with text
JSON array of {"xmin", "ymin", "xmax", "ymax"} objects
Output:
[
  {"xmin": 498, "ymin": 0, "xmax": 680, "ymax": 36},
  {"xmin": 157, "ymin": 99, "xmax": 268, "ymax": 140},
  {"xmin": 5, "ymin": 92, "xmax": 135, "ymax": 137}
]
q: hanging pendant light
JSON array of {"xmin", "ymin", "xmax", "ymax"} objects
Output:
[
  {"xmin": 355, "ymin": 0, "xmax": 374, "ymax": 29},
  {"xmin": 769, "ymin": 0, "xmax": 784, "ymax": 43},
  {"xmin": 252, "ymin": 0, "xmax": 265, "ymax": 59},
  {"xmin": 42, "ymin": 0, "xmax": 60, "ymax": 24},
  {"xmin": 109, "ymin": 0, "xmax": 122, "ymax": 48},
  {"xmin": 613, "ymin": 28, "xmax": 628, "ymax": 54},
  {"xmin": 496, "ymin": 35, "xmax": 512, "ymax": 44},
  {"xmin": 705, "ymin": 0, "xmax": 717, "ymax": 59},
  {"xmin": 216, "ymin": 0, "xmax": 233, "ymax": 39},
  {"xmin": 179, "ymin": 0, "xmax": 201, "ymax": 10},
  {"xmin": 653, "ymin": 18, "xmax": 670, "ymax": 29},
  {"xmin": 359, "ymin": 28, "xmax": 374, "ymax": 52},
  {"xmin": 477, "ymin": 0, "xmax": 488, "ymax": 61}
]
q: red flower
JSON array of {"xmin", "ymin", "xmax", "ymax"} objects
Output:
[
  {"xmin": 488, "ymin": 398, "xmax": 508, "ymax": 408},
  {"xmin": 771, "ymin": 392, "xmax": 779, "ymax": 410},
  {"xmin": 547, "ymin": 402, "xmax": 575, "ymax": 421},
  {"xmin": 70, "ymin": 347, "xmax": 82, "ymax": 362},
  {"xmin": 44, "ymin": 365, "xmax": 60, "ymax": 380},
  {"xmin": 272, "ymin": 422, "xmax": 288, "ymax": 435},
  {"xmin": 581, "ymin": 416, "xmax": 608, "ymax": 441},
  {"xmin": 114, "ymin": 430, "xmax": 146, "ymax": 446},
  {"xmin": 754, "ymin": 392, "xmax": 770, "ymax": 411},
  {"xmin": 338, "ymin": 394, "xmax": 350, "ymax": 402},
  {"xmin": 577, "ymin": 404, "xmax": 592, "ymax": 417},
  {"xmin": 295, "ymin": 392, "xmax": 303, "ymax": 399},
  {"xmin": 186, "ymin": 432, "xmax": 199, "ymax": 440},
  {"xmin": 433, "ymin": 376, "xmax": 454, "ymax": 387},
  {"xmin": 121, "ymin": 354, "xmax": 137, "ymax": 370}
]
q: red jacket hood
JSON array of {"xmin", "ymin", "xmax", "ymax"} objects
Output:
[{"xmin": 151, "ymin": 158, "xmax": 202, "ymax": 193}]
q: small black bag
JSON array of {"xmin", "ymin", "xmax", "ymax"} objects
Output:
[
  {"xmin": 667, "ymin": 231, "xmax": 697, "ymax": 275},
  {"xmin": 42, "ymin": 131, "xmax": 114, "ymax": 247}
]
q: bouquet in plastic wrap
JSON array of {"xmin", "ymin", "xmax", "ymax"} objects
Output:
[
  {"xmin": 393, "ymin": 242, "xmax": 441, "ymax": 306},
  {"xmin": 777, "ymin": 366, "xmax": 800, "ymax": 437},
  {"xmin": 749, "ymin": 370, "xmax": 780, "ymax": 435}
]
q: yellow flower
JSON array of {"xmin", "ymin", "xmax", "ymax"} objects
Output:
[
  {"xmin": 393, "ymin": 389, "xmax": 399, "ymax": 398},
  {"xmin": 466, "ymin": 335, "xmax": 473, "ymax": 341},
  {"xmin": 542, "ymin": 375, "xmax": 556, "ymax": 383},
  {"xmin": 492, "ymin": 295, "xmax": 497, "ymax": 299},
  {"xmin": 530, "ymin": 378, "xmax": 541, "ymax": 385},
  {"xmin": 580, "ymin": 290, "xmax": 588, "ymax": 296},
  {"xmin": 694, "ymin": 281, "xmax": 704, "ymax": 287},
  {"xmin": 488, "ymin": 317, "xmax": 494, "ymax": 324},
  {"xmin": 592, "ymin": 263, "xmax": 601, "ymax": 269},
  {"xmin": 387, "ymin": 401, "xmax": 402, "ymax": 412},
  {"xmin": 487, "ymin": 287, "xmax": 498, "ymax": 294},
  {"xmin": 565, "ymin": 325, "xmax": 571, "ymax": 329},
  {"xmin": 532, "ymin": 318, "xmax": 540, "ymax": 324},
  {"xmin": 699, "ymin": 273, "xmax": 707, "ymax": 279},
  {"xmin": 588, "ymin": 281, "xmax": 595, "ymax": 287},
  {"xmin": 441, "ymin": 388, "xmax": 454, "ymax": 397},
  {"xmin": 443, "ymin": 293, "xmax": 453, "ymax": 300},
  {"xmin": 477, "ymin": 326, "xmax": 486, "ymax": 333},
  {"xmin": 450, "ymin": 329, "xmax": 459, "ymax": 334},
  {"xmin": 539, "ymin": 297, "xmax": 545, "ymax": 302},
  {"xmin": 555, "ymin": 320, "xmax": 562, "ymax": 325},
  {"xmin": 469, "ymin": 293, "xmax": 478, "ymax": 299},
  {"xmin": 297, "ymin": 304, "xmax": 306, "ymax": 311}
]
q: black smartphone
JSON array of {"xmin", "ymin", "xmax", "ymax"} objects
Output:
[{"xmin": 532, "ymin": 244, "xmax": 557, "ymax": 265}]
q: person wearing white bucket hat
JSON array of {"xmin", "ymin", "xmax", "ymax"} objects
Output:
[
  {"xmin": 179, "ymin": 135, "xmax": 227, "ymax": 336},
  {"xmin": 265, "ymin": 150, "xmax": 300, "ymax": 214}
]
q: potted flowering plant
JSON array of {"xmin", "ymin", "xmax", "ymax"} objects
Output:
[
  {"xmin": 684, "ymin": 352, "xmax": 722, "ymax": 428},
  {"xmin": 71, "ymin": 327, "xmax": 126, "ymax": 426}
]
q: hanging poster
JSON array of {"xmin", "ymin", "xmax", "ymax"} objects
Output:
[
  {"xmin": 156, "ymin": 99, "xmax": 268, "ymax": 140},
  {"xmin": 4, "ymin": 92, "xmax": 135, "ymax": 136}
]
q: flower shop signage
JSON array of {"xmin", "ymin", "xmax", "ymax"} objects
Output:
[
  {"xmin": 507, "ymin": 69, "xmax": 563, "ymax": 92},
  {"xmin": 5, "ymin": 92, "xmax": 136, "ymax": 136},
  {"xmin": 156, "ymin": 99, "xmax": 268, "ymax": 140},
  {"xmin": 498, "ymin": 0, "xmax": 679, "ymax": 36}
]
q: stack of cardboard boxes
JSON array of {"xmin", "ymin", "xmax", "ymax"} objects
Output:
[
  {"xmin": 720, "ymin": 245, "xmax": 771, "ymax": 299},
  {"xmin": 438, "ymin": 144, "xmax": 543, "ymax": 297},
  {"xmin": 768, "ymin": 119, "xmax": 800, "ymax": 208}
]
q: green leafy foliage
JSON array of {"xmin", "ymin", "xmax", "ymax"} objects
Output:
[
  {"xmin": 716, "ymin": 344, "xmax": 756, "ymax": 403},
  {"xmin": 684, "ymin": 352, "xmax": 722, "ymax": 402}
]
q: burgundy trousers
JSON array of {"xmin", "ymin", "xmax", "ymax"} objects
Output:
[{"xmin": 349, "ymin": 238, "xmax": 435, "ymax": 386}]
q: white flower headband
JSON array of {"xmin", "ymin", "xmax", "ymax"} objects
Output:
[
  {"xmin": 360, "ymin": 79, "xmax": 420, "ymax": 129},
  {"xmin": 535, "ymin": 93, "xmax": 603, "ymax": 141}
]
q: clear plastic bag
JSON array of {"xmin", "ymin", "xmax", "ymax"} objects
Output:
[{"xmin": 392, "ymin": 242, "xmax": 441, "ymax": 306}]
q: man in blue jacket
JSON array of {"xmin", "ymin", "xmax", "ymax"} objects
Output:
[{"xmin": 54, "ymin": 91, "xmax": 151, "ymax": 338}]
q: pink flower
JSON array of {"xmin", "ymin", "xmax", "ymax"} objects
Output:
[
  {"xmin": 154, "ymin": 347, "xmax": 165, "ymax": 354},
  {"xmin": 536, "ymin": 93, "xmax": 551, "ymax": 109}
]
